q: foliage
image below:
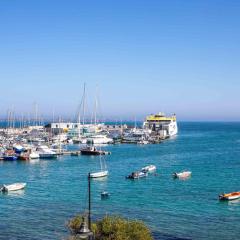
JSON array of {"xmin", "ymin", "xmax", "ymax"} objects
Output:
[{"xmin": 68, "ymin": 215, "xmax": 153, "ymax": 240}]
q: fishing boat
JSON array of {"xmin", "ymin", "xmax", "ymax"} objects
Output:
[
  {"xmin": 219, "ymin": 192, "xmax": 240, "ymax": 201},
  {"xmin": 141, "ymin": 165, "xmax": 156, "ymax": 173},
  {"xmin": 19, "ymin": 153, "xmax": 30, "ymax": 160},
  {"xmin": 3, "ymin": 155, "xmax": 18, "ymax": 161},
  {"xmin": 13, "ymin": 144, "xmax": 25, "ymax": 154},
  {"xmin": 80, "ymin": 146, "xmax": 110, "ymax": 155},
  {"xmin": 2, "ymin": 183, "xmax": 26, "ymax": 192},
  {"xmin": 36, "ymin": 145, "xmax": 57, "ymax": 159},
  {"xmin": 126, "ymin": 171, "xmax": 148, "ymax": 179},
  {"xmin": 3, "ymin": 149, "xmax": 17, "ymax": 161},
  {"xmin": 173, "ymin": 171, "xmax": 191, "ymax": 178}
]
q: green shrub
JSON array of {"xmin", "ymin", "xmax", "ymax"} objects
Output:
[{"xmin": 68, "ymin": 215, "xmax": 153, "ymax": 240}]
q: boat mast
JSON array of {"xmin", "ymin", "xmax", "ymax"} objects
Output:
[
  {"xmin": 99, "ymin": 154, "xmax": 103, "ymax": 171},
  {"xmin": 78, "ymin": 107, "xmax": 81, "ymax": 139},
  {"xmin": 94, "ymin": 85, "xmax": 98, "ymax": 127},
  {"xmin": 82, "ymin": 83, "xmax": 86, "ymax": 126},
  {"xmin": 34, "ymin": 102, "xmax": 38, "ymax": 126}
]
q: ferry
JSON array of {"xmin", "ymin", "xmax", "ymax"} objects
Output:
[{"xmin": 143, "ymin": 112, "xmax": 178, "ymax": 137}]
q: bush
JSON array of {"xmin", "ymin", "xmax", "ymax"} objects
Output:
[{"xmin": 68, "ymin": 215, "xmax": 153, "ymax": 240}]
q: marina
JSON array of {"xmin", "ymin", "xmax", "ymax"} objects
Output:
[{"xmin": 1, "ymin": 122, "xmax": 240, "ymax": 239}]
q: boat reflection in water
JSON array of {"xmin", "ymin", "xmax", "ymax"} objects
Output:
[{"xmin": 1, "ymin": 189, "xmax": 25, "ymax": 197}]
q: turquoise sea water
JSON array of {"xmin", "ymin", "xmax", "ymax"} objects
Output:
[{"xmin": 1, "ymin": 122, "xmax": 240, "ymax": 240}]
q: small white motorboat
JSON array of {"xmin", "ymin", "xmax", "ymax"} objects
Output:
[
  {"xmin": 173, "ymin": 171, "xmax": 191, "ymax": 179},
  {"xmin": 142, "ymin": 165, "xmax": 156, "ymax": 173},
  {"xmin": 90, "ymin": 170, "xmax": 108, "ymax": 178},
  {"xmin": 2, "ymin": 183, "xmax": 27, "ymax": 192},
  {"xmin": 126, "ymin": 171, "xmax": 148, "ymax": 179}
]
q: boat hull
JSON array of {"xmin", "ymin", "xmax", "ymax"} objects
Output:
[
  {"xmin": 29, "ymin": 153, "xmax": 40, "ymax": 159},
  {"xmin": 90, "ymin": 170, "xmax": 108, "ymax": 178},
  {"xmin": 4, "ymin": 156, "xmax": 18, "ymax": 161},
  {"xmin": 142, "ymin": 165, "xmax": 156, "ymax": 173},
  {"xmin": 173, "ymin": 171, "xmax": 191, "ymax": 178},
  {"xmin": 219, "ymin": 192, "xmax": 240, "ymax": 201},
  {"xmin": 126, "ymin": 171, "xmax": 148, "ymax": 179},
  {"xmin": 2, "ymin": 183, "xmax": 26, "ymax": 192},
  {"xmin": 39, "ymin": 154, "xmax": 57, "ymax": 159}
]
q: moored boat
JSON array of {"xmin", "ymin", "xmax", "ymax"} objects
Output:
[
  {"xmin": 219, "ymin": 192, "xmax": 240, "ymax": 201},
  {"xmin": 141, "ymin": 165, "xmax": 156, "ymax": 173},
  {"xmin": 126, "ymin": 171, "xmax": 148, "ymax": 179},
  {"xmin": 80, "ymin": 146, "xmax": 110, "ymax": 155},
  {"xmin": 2, "ymin": 183, "xmax": 26, "ymax": 192},
  {"xmin": 173, "ymin": 171, "xmax": 191, "ymax": 178},
  {"xmin": 3, "ymin": 150, "xmax": 17, "ymax": 161},
  {"xmin": 90, "ymin": 170, "xmax": 108, "ymax": 178},
  {"xmin": 36, "ymin": 145, "xmax": 57, "ymax": 159},
  {"xmin": 86, "ymin": 134, "xmax": 113, "ymax": 144},
  {"xmin": 19, "ymin": 153, "xmax": 30, "ymax": 161},
  {"xmin": 29, "ymin": 151, "xmax": 40, "ymax": 159},
  {"xmin": 101, "ymin": 191, "xmax": 110, "ymax": 198}
]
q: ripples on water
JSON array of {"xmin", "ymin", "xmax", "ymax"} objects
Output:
[{"xmin": 1, "ymin": 122, "xmax": 240, "ymax": 239}]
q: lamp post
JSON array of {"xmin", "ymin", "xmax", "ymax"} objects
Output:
[
  {"xmin": 88, "ymin": 172, "xmax": 91, "ymax": 231},
  {"xmin": 77, "ymin": 216, "xmax": 93, "ymax": 239},
  {"xmin": 76, "ymin": 172, "xmax": 93, "ymax": 240}
]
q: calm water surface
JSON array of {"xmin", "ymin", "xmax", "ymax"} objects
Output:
[{"xmin": 1, "ymin": 122, "xmax": 240, "ymax": 240}]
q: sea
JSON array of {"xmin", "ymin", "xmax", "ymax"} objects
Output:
[{"xmin": 1, "ymin": 122, "xmax": 240, "ymax": 240}]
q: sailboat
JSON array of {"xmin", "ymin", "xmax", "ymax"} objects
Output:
[
  {"xmin": 90, "ymin": 153, "xmax": 108, "ymax": 178},
  {"xmin": 86, "ymin": 85, "xmax": 113, "ymax": 145}
]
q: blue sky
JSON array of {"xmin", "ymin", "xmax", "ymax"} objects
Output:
[{"xmin": 0, "ymin": 0, "xmax": 240, "ymax": 121}]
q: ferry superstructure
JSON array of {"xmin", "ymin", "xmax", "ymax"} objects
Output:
[{"xmin": 143, "ymin": 112, "xmax": 178, "ymax": 137}]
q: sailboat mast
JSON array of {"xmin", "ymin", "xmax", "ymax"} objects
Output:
[
  {"xmin": 82, "ymin": 83, "xmax": 86, "ymax": 126},
  {"xmin": 78, "ymin": 108, "xmax": 81, "ymax": 138},
  {"xmin": 99, "ymin": 154, "xmax": 103, "ymax": 170},
  {"xmin": 94, "ymin": 85, "xmax": 98, "ymax": 126}
]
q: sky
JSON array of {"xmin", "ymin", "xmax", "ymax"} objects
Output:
[{"xmin": 0, "ymin": 0, "xmax": 240, "ymax": 121}]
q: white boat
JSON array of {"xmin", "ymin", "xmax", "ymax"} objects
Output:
[
  {"xmin": 29, "ymin": 151, "xmax": 40, "ymax": 159},
  {"xmin": 126, "ymin": 171, "xmax": 148, "ymax": 179},
  {"xmin": 173, "ymin": 171, "xmax": 191, "ymax": 178},
  {"xmin": 2, "ymin": 183, "xmax": 26, "ymax": 192},
  {"xmin": 90, "ymin": 170, "xmax": 108, "ymax": 178},
  {"xmin": 142, "ymin": 165, "xmax": 156, "ymax": 173},
  {"xmin": 36, "ymin": 145, "xmax": 57, "ymax": 159},
  {"xmin": 138, "ymin": 140, "xmax": 149, "ymax": 145},
  {"xmin": 86, "ymin": 134, "xmax": 113, "ymax": 144},
  {"xmin": 90, "ymin": 149, "xmax": 108, "ymax": 178}
]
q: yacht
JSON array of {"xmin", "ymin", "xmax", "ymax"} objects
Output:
[
  {"xmin": 86, "ymin": 134, "xmax": 113, "ymax": 144},
  {"xmin": 36, "ymin": 145, "xmax": 57, "ymax": 159}
]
